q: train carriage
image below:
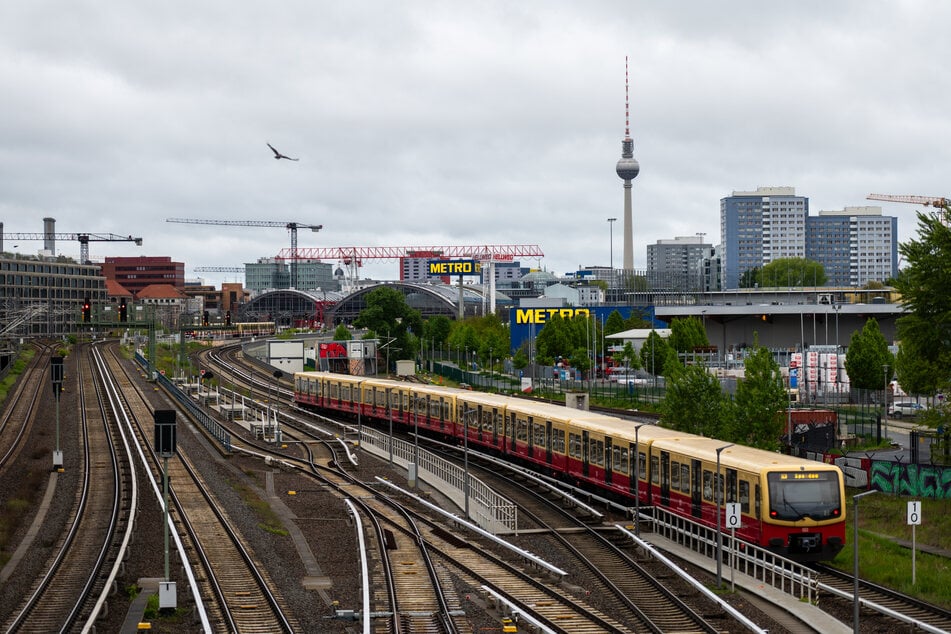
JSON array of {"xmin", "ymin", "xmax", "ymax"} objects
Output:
[
  {"xmin": 453, "ymin": 391, "xmax": 512, "ymax": 454},
  {"xmin": 293, "ymin": 370, "xmax": 846, "ymax": 561},
  {"xmin": 648, "ymin": 436, "xmax": 844, "ymax": 560}
]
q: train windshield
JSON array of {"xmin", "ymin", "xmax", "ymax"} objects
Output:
[{"xmin": 767, "ymin": 471, "xmax": 841, "ymax": 521}]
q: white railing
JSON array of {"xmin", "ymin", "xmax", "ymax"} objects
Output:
[
  {"xmin": 649, "ymin": 506, "xmax": 819, "ymax": 603},
  {"xmin": 360, "ymin": 427, "xmax": 517, "ymax": 534}
]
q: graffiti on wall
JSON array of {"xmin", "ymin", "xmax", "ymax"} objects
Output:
[
  {"xmin": 832, "ymin": 456, "xmax": 870, "ymax": 489},
  {"xmin": 869, "ymin": 461, "xmax": 951, "ymax": 499}
]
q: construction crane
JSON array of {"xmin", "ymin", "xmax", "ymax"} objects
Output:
[
  {"xmin": 194, "ymin": 266, "xmax": 244, "ymax": 273},
  {"xmin": 867, "ymin": 193, "xmax": 950, "ymax": 210},
  {"xmin": 166, "ymin": 218, "xmax": 322, "ymax": 288},
  {"xmin": 0, "ymin": 226, "xmax": 143, "ymax": 263}
]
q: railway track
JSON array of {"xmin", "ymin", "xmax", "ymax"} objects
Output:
[
  {"xmin": 3, "ymin": 344, "xmax": 132, "ymax": 632},
  {"xmin": 0, "ymin": 343, "xmax": 52, "ymax": 473},
  {"xmin": 451, "ymin": 450, "xmax": 722, "ymax": 633},
  {"xmin": 814, "ymin": 563, "xmax": 951, "ymax": 632},
  {"xmin": 103, "ymin": 343, "xmax": 299, "ymax": 633}
]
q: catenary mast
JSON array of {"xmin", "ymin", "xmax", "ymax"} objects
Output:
[{"xmin": 615, "ymin": 56, "xmax": 640, "ymax": 272}]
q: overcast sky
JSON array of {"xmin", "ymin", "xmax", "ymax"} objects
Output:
[{"xmin": 2, "ymin": 2, "xmax": 950, "ymax": 286}]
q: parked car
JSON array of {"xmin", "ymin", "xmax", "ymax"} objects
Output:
[{"xmin": 888, "ymin": 401, "xmax": 925, "ymax": 418}]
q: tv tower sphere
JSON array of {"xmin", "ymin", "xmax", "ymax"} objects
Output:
[{"xmin": 616, "ymin": 139, "xmax": 640, "ymax": 181}]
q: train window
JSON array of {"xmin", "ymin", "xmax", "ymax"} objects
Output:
[
  {"xmin": 650, "ymin": 455, "xmax": 659, "ymax": 484},
  {"xmin": 330, "ymin": 383, "xmax": 339, "ymax": 399},
  {"xmin": 342, "ymin": 385, "xmax": 351, "ymax": 402},
  {"xmin": 533, "ymin": 423, "xmax": 546, "ymax": 447},
  {"xmin": 739, "ymin": 481, "xmax": 751, "ymax": 513},
  {"xmin": 551, "ymin": 428, "xmax": 565, "ymax": 454},
  {"xmin": 481, "ymin": 411, "xmax": 492, "ymax": 432},
  {"xmin": 614, "ymin": 446, "xmax": 629, "ymax": 473},
  {"xmin": 680, "ymin": 464, "xmax": 690, "ymax": 493},
  {"xmin": 671, "ymin": 461, "xmax": 680, "ymax": 489},
  {"xmin": 726, "ymin": 470, "xmax": 737, "ymax": 504},
  {"xmin": 755, "ymin": 485, "xmax": 761, "ymax": 518},
  {"xmin": 703, "ymin": 471, "xmax": 713, "ymax": 501},
  {"xmin": 516, "ymin": 419, "xmax": 528, "ymax": 442},
  {"xmin": 590, "ymin": 439, "xmax": 604, "ymax": 466},
  {"xmin": 638, "ymin": 452, "xmax": 646, "ymax": 481},
  {"xmin": 569, "ymin": 433, "xmax": 582, "ymax": 459}
]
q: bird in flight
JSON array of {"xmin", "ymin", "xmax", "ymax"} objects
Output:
[{"xmin": 267, "ymin": 142, "xmax": 299, "ymax": 161}]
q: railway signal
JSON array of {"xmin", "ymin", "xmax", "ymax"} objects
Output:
[{"xmin": 81, "ymin": 298, "xmax": 91, "ymax": 323}]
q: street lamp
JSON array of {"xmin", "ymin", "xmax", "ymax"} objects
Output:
[
  {"xmin": 463, "ymin": 408, "xmax": 477, "ymax": 520},
  {"xmin": 853, "ymin": 489, "xmax": 878, "ymax": 633},
  {"xmin": 883, "ymin": 364, "xmax": 890, "ymax": 439},
  {"xmin": 607, "ymin": 217, "xmax": 617, "ymax": 285},
  {"xmin": 715, "ymin": 443, "xmax": 734, "ymax": 587},
  {"xmin": 272, "ymin": 369, "xmax": 284, "ymax": 442}
]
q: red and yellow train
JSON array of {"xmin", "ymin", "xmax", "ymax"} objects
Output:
[{"xmin": 294, "ymin": 371, "xmax": 845, "ymax": 561}]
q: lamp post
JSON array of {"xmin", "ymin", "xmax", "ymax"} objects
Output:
[
  {"xmin": 386, "ymin": 387, "xmax": 393, "ymax": 464},
  {"xmin": 463, "ymin": 408, "xmax": 476, "ymax": 520},
  {"xmin": 883, "ymin": 364, "xmax": 890, "ymax": 439},
  {"xmin": 272, "ymin": 369, "xmax": 283, "ymax": 443},
  {"xmin": 607, "ymin": 217, "xmax": 617, "ymax": 285},
  {"xmin": 853, "ymin": 489, "xmax": 878, "ymax": 633},
  {"xmin": 715, "ymin": 443, "xmax": 734, "ymax": 587}
]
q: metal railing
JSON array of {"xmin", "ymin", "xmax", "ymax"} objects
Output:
[
  {"xmin": 359, "ymin": 426, "xmax": 517, "ymax": 534},
  {"xmin": 648, "ymin": 506, "xmax": 819, "ymax": 603}
]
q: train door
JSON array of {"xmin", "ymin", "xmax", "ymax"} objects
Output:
[
  {"xmin": 726, "ymin": 468, "xmax": 737, "ymax": 505},
  {"xmin": 628, "ymin": 442, "xmax": 638, "ymax": 499},
  {"xmin": 604, "ymin": 437, "xmax": 614, "ymax": 485},
  {"xmin": 492, "ymin": 408, "xmax": 499, "ymax": 447},
  {"xmin": 507, "ymin": 412, "xmax": 516, "ymax": 454},
  {"xmin": 691, "ymin": 459, "xmax": 702, "ymax": 519},
  {"xmin": 527, "ymin": 416, "xmax": 535, "ymax": 459},
  {"xmin": 660, "ymin": 451, "xmax": 670, "ymax": 506},
  {"xmin": 582, "ymin": 431, "xmax": 590, "ymax": 477},
  {"xmin": 545, "ymin": 420, "xmax": 553, "ymax": 465}
]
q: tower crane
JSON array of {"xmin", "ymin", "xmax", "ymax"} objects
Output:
[
  {"xmin": 867, "ymin": 193, "xmax": 950, "ymax": 210},
  {"xmin": 867, "ymin": 194, "xmax": 950, "ymax": 227},
  {"xmin": 0, "ymin": 226, "xmax": 143, "ymax": 263},
  {"xmin": 166, "ymin": 218, "xmax": 322, "ymax": 288}
]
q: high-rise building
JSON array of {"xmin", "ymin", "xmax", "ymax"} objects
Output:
[
  {"xmin": 720, "ymin": 187, "xmax": 808, "ymax": 288},
  {"xmin": 807, "ymin": 206, "xmax": 897, "ymax": 286},
  {"xmin": 645, "ymin": 236, "xmax": 714, "ymax": 292}
]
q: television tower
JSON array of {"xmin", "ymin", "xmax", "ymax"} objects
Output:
[{"xmin": 615, "ymin": 56, "xmax": 640, "ymax": 271}]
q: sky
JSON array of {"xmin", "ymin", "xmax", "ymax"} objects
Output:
[{"xmin": 2, "ymin": 2, "xmax": 950, "ymax": 288}]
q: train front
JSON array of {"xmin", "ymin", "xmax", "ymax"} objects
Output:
[{"xmin": 761, "ymin": 464, "xmax": 846, "ymax": 561}]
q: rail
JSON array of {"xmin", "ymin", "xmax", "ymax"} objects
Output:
[
  {"xmin": 615, "ymin": 525, "xmax": 768, "ymax": 634},
  {"xmin": 359, "ymin": 426, "xmax": 517, "ymax": 534}
]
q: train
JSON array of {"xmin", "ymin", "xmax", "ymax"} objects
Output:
[{"xmin": 293, "ymin": 371, "xmax": 846, "ymax": 561}]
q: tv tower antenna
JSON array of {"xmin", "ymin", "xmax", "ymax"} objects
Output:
[{"xmin": 615, "ymin": 55, "xmax": 640, "ymax": 272}]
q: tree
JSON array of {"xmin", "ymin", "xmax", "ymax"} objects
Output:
[
  {"xmin": 333, "ymin": 324, "xmax": 352, "ymax": 341},
  {"xmin": 422, "ymin": 315, "xmax": 452, "ymax": 353},
  {"xmin": 640, "ymin": 330, "xmax": 671, "ymax": 375},
  {"xmin": 662, "ymin": 363, "xmax": 729, "ymax": 437},
  {"xmin": 758, "ymin": 257, "xmax": 827, "ymax": 287},
  {"xmin": 618, "ymin": 341, "xmax": 641, "ymax": 371},
  {"xmin": 668, "ymin": 316, "xmax": 708, "ymax": 353},
  {"xmin": 732, "ymin": 344, "xmax": 787, "ymax": 450},
  {"xmin": 739, "ymin": 267, "xmax": 760, "ymax": 289},
  {"xmin": 893, "ymin": 205, "xmax": 951, "ymax": 395},
  {"xmin": 353, "ymin": 286, "xmax": 423, "ymax": 360},
  {"xmin": 894, "ymin": 341, "xmax": 942, "ymax": 397},
  {"xmin": 604, "ymin": 310, "xmax": 626, "ymax": 336},
  {"xmin": 843, "ymin": 318, "xmax": 894, "ymax": 391}
]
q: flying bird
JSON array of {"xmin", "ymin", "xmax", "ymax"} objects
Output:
[{"xmin": 267, "ymin": 143, "xmax": 299, "ymax": 161}]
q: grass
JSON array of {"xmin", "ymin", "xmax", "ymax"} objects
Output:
[
  {"xmin": 230, "ymin": 477, "xmax": 288, "ymax": 537},
  {"xmin": 827, "ymin": 491, "xmax": 951, "ymax": 608}
]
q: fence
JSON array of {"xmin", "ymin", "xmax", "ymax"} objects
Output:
[{"xmin": 359, "ymin": 426, "xmax": 518, "ymax": 534}]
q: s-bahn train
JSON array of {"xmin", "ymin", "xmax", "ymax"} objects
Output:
[{"xmin": 294, "ymin": 371, "xmax": 846, "ymax": 561}]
